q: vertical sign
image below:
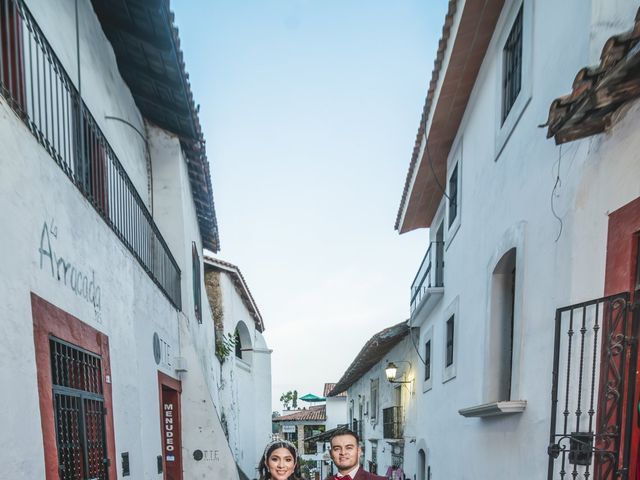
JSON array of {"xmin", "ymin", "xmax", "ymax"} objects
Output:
[
  {"xmin": 164, "ymin": 400, "xmax": 176, "ymax": 462},
  {"xmin": 159, "ymin": 373, "xmax": 182, "ymax": 480}
]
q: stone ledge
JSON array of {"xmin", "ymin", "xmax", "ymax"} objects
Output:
[{"xmin": 458, "ymin": 400, "xmax": 527, "ymax": 418}]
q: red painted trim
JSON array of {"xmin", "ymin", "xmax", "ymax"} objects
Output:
[
  {"xmin": 31, "ymin": 292, "xmax": 117, "ymax": 480},
  {"xmin": 604, "ymin": 197, "xmax": 640, "ymax": 479},
  {"xmin": 605, "ymin": 197, "xmax": 640, "ymax": 296},
  {"xmin": 158, "ymin": 371, "xmax": 183, "ymax": 480}
]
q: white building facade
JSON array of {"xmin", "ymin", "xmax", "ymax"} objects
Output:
[
  {"xmin": 394, "ymin": 0, "xmax": 640, "ymax": 479},
  {"xmin": 204, "ymin": 257, "xmax": 273, "ymax": 479},
  {"xmin": 0, "ymin": 0, "xmax": 270, "ymax": 479},
  {"xmin": 328, "ymin": 322, "xmax": 419, "ymax": 478}
]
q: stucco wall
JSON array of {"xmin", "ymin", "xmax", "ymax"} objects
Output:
[
  {"xmin": 0, "ymin": 2, "xmax": 241, "ymax": 478},
  {"xmin": 403, "ymin": 0, "xmax": 640, "ymax": 478},
  {"xmin": 214, "ymin": 268, "xmax": 273, "ymax": 478}
]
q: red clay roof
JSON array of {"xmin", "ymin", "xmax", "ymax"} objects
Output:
[
  {"xmin": 324, "ymin": 383, "xmax": 347, "ymax": 397},
  {"xmin": 395, "ymin": 0, "xmax": 505, "ymax": 233},
  {"xmin": 272, "ymin": 405, "xmax": 326, "ymax": 422},
  {"xmin": 545, "ymin": 7, "xmax": 640, "ymax": 144}
]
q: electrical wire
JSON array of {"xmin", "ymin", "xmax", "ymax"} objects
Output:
[
  {"xmin": 425, "ymin": 136, "xmax": 450, "ymax": 201},
  {"xmin": 550, "ymin": 144, "xmax": 564, "ymax": 242}
]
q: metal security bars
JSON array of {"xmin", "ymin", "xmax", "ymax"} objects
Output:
[
  {"xmin": 50, "ymin": 337, "xmax": 109, "ymax": 480},
  {"xmin": 383, "ymin": 406, "xmax": 404, "ymax": 440},
  {"xmin": 0, "ymin": 0, "xmax": 181, "ymax": 308},
  {"xmin": 547, "ymin": 293, "xmax": 638, "ymax": 480},
  {"xmin": 410, "ymin": 241, "xmax": 444, "ymax": 313},
  {"xmin": 502, "ymin": 6, "xmax": 523, "ymax": 123}
]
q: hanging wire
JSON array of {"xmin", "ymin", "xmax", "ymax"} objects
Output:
[
  {"xmin": 425, "ymin": 135, "xmax": 450, "ymax": 201},
  {"xmin": 409, "ymin": 325, "xmax": 427, "ymax": 366},
  {"xmin": 550, "ymin": 144, "xmax": 564, "ymax": 242}
]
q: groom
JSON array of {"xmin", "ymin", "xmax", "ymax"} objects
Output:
[{"xmin": 328, "ymin": 429, "xmax": 386, "ymax": 480}]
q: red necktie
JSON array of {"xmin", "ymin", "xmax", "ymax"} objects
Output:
[{"xmin": 339, "ymin": 476, "xmax": 352, "ymax": 480}]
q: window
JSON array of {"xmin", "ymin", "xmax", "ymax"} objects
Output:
[
  {"xmin": 445, "ymin": 316, "xmax": 454, "ymax": 367},
  {"xmin": 234, "ymin": 328, "xmax": 242, "ymax": 358},
  {"xmin": 234, "ymin": 321, "xmax": 253, "ymax": 365},
  {"xmin": 0, "ymin": 0, "xmax": 26, "ymax": 110},
  {"xmin": 489, "ymin": 248, "xmax": 517, "ymax": 400},
  {"xmin": 422, "ymin": 326, "xmax": 434, "ymax": 392},
  {"xmin": 495, "ymin": 0, "xmax": 533, "ymax": 157},
  {"xmin": 50, "ymin": 337, "xmax": 108, "ymax": 480},
  {"xmin": 192, "ymin": 242, "xmax": 202, "ymax": 323},
  {"xmin": 448, "ymin": 164, "xmax": 458, "ymax": 227},
  {"xmin": 370, "ymin": 378, "xmax": 379, "ymax": 422},
  {"xmin": 77, "ymin": 115, "xmax": 109, "ymax": 215},
  {"xmin": 502, "ymin": 6, "xmax": 523, "ymax": 123},
  {"xmin": 442, "ymin": 297, "xmax": 458, "ymax": 382},
  {"xmin": 424, "ymin": 340, "xmax": 432, "ymax": 381},
  {"xmin": 446, "ymin": 142, "xmax": 462, "ymax": 245}
]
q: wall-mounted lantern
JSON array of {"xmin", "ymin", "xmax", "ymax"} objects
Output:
[{"xmin": 385, "ymin": 361, "xmax": 412, "ymax": 384}]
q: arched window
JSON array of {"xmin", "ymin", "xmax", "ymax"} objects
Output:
[
  {"xmin": 489, "ymin": 248, "xmax": 517, "ymax": 400},
  {"xmin": 234, "ymin": 321, "xmax": 252, "ymax": 365},
  {"xmin": 418, "ymin": 449, "xmax": 427, "ymax": 480}
]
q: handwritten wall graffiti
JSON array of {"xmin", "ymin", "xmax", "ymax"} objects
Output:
[{"xmin": 38, "ymin": 219, "xmax": 102, "ymax": 321}]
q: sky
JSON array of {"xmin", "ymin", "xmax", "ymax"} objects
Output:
[{"xmin": 172, "ymin": 0, "xmax": 448, "ymax": 412}]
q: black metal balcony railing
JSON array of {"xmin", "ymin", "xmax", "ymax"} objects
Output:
[
  {"xmin": 351, "ymin": 419, "xmax": 362, "ymax": 439},
  {"xmin": 410, "ymin": 241, "xmax": 444, "ymax": 313},
  {"xmin": 382, "ymin": 406, "xmax": 404, "ymax": 440},
  {"xmin": 0, "ymin": 0, "xmax": 181, "ymax": 307}
]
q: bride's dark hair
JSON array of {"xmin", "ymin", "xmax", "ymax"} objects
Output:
[{"xmin": 258, "ymin": 440, "xmax": 304, "ymax": 480}]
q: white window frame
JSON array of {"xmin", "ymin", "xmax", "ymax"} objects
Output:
[
  {"xmin": 422, "ymin": 325, "xmax": 434, "ymax": 393},
  {"xmin": 495, "ymin": 0, "xmax": 533, "ymax": 158},
  {"xmin": 445, "ymin": 140, "xmax": 462, "ymax": 249},
  {"xmin": 442, "ymin": 296, "xmax": 459, "ymax": 383},
  {"xmin": 482, "ymin": 222, "xmax": 526, "ymax": 403},
  {"xmin": 370, "ymin": 378, "xmax": 379, "ymax": 424}
]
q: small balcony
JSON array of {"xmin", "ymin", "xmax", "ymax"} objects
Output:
[
  {"xmin": 0, "ymin": 0, "xmax": 181, "ymax": 307},
  {"xmin": 382, "ymin": 406, "xmax": 404, "ymax": 440},
  {"xmin": 410, "ymin": 241, "xmax": 444, "ymax": 316}
]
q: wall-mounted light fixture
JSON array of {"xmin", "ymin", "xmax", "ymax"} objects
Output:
[{"xmin": 385, "ymin": 361, "xmax": 412, "ymax": 384}]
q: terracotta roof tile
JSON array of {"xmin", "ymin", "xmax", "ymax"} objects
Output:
[
  {"xmin": 545, "ymin": 7, "xmax": 640, "ymax": 144},
  {"xmin": 272, "ymin": 405, "xmax": 326, "ymax": 422},
  {"xmin": 395, "ymin": 0, "xmax": 458, "ymax": 232},
  {"xmin": 323, "ymin": 383, "xmax": 346, "ymax": 397}
]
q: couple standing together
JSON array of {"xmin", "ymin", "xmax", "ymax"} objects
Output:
[{"xmin": 258, "ymin": 429, "xmax": 385, "ymax": 480}]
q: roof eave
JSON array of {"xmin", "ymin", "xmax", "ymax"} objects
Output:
[{"xmin": 396, "ymin": 0, "xmax": 506, "ymax": 234}]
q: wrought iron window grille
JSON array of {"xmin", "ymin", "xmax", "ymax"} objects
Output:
[{"xmin": 547, "ymin": 292, "xmax": 639, "ymax": 479}]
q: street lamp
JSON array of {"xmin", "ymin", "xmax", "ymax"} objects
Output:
[{"xmin": 385, "ymin": 361, "xmax": 412, "ymax": 384}]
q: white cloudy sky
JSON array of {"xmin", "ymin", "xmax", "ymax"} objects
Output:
[{"xmin": 173, "ymin": 0, "xmax": 448, "ymax": 411}]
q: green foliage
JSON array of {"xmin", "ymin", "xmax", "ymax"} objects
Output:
[
  {"xmin": 215, "ymin": 331, "xmax": 237, "ymax": 362},
  {"xmin": 280, "ymin": 390, "xmax": 294, "ymax": 410}
]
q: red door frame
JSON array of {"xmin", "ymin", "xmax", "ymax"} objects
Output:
[
  {"xmin": 604, "ymin": 196, "xmax": 640, "ymax": 479},
  {"xmin": 158, "ymin": 371, "xmax": 183, "ymax": 480},
  {"xmin": 31, "ymin": 292, "xmax": 117, "ymax": 480}
]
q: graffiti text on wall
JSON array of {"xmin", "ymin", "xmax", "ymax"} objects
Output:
[{"xmin": 39, "ymin": 219, "xmax": 102, "ymax": 321}]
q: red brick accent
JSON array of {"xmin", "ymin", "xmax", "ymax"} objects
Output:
[{"xmin": 31, "ymin": 293, "xmax": 116, "ymax": 480}]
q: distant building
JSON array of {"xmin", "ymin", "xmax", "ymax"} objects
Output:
[
  {"xmin": 272, "ymin": 383, "xmax": 347, "ymax": 479},
  {"xmin": 204, "ymin": 256, "xmax": 273, "ymax": 479},
  {"xmin": 0, "ymin": 0, "xmax": 270, "ymax": 478},
  {"xmin": 328, "ymin": 322, "xmax": 412, "ymax": 477}
]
